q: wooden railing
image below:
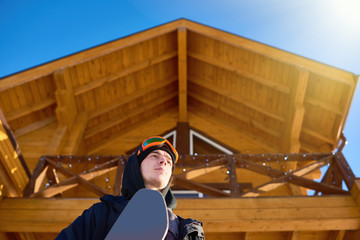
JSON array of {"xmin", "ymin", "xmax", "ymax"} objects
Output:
[{"xmin": 23, "ymin": 149, "xmax": 355, "ymax": 198}]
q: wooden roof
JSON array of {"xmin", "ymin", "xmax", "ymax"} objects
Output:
[{"xmin": 0, "ymin": 19, "xmax": 359, "ymax": 240}]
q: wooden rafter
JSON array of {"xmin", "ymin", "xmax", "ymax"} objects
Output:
[{"xmin": 0, "ymin": 119, "xmax": 28, "ymax": 197}]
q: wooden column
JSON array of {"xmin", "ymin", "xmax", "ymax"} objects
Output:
[
  {"xmin": 281, "ymin": 68, "xmax": 309, "ymax": 195},
  {"xmin": 178, "ymin": 26, "xmax": 188, "ymax": 122},
  {"xmin": 176, "ymin": 122, "xmax": 190, "ymax": 154}
]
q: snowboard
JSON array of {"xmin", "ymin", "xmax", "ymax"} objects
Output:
[{"xmin": 105, "ymin": 189, "xmax": 169, "ymax": 240}]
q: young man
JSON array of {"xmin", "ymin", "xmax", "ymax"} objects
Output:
[{"xmin": 56, "ymin": 136, "xmax": 205, "ymax": 240}]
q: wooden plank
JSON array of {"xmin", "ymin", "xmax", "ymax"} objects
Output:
[
  {"xmin": 202, "ymin": 218, "xmax": 360, "ymax": 233},
  {"xmin": 74, "ymin": 51, "xmax": 177, "ymax": 95},
  {"xmin": 188, "ymin": 51, "xmax": 290, "ymax": 94},
  {"xmin": 189, "ymin": 76, "xmax": 285, "ymax": 123},
  {"xmin": 85, "ymin": 91, "xmax": 177, "ymax": 139},
  {"xmin": 183, "ymin": 20, "xmax": 356, "ymax": 85},
  {"xmin": 0, "ymin": 196, "xmax": 359, "ymax": 233},
  {"xmin": 178, "ymin": 27, "xmax": 188, "ymax": 122},
  {"xmin": 88, "ymin": 75, "xmax": 177, "ymax": 119},
  {"xmin": 0, "ymin": 20, "xmax": 182, "ymax": 91},
  {"xmin": 188, "ymin": 90, "xmax": 281, "ymax": 138}
]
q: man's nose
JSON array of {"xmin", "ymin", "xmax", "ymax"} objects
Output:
[{"xmin": 158, "ymin": 157, "xmax": 167, "ymax": 165}]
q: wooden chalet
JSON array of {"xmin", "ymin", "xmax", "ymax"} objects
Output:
[{"xmin": 0, "ymin": 19, "xmax": 359, "ymax": 240}]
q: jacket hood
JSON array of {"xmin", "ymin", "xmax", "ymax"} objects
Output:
[{"xmin": 120, "ymin": 152, "xmax": 177, "ymax": 210}]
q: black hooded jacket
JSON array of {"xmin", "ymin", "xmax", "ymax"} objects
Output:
[{"xmin": 56, "ymin": 153, "xmax": 205, "ymax": 240}]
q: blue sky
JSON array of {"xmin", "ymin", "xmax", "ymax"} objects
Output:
[{"xmin": 0, "ymin": 0, "xmax": 359, "ymax": 176}]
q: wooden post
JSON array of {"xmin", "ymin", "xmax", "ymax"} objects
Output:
[
  {"xmin": 281, "ymin": 68, "xmax": 309, "ymax": 195},
  {"xmin": 178, "ymin": 26, "xmax": 188, "ymax": 122},
  {"xmin": 227, "ymin": 155, "xmax": 240, "ymax": 196},
  {"xmin": 176, "ymin": 122, "xmax": 190, "ymax": 154}
]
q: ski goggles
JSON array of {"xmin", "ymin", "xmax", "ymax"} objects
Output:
[{"xmin": 137, "ymin": 136, "xmax": 179, "ymax": 163}]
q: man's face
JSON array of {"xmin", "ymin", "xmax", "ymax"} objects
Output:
[{"xmin": 140, "ymin": 149, "xmax": 173, "ymax": 191}]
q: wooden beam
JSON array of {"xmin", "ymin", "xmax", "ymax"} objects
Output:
[
  {"xmin": 305, "ymin": 97, "xmax": 343, "ymax": 115},
  {"xmin": 13, "ymin": 116, "xmax": 56, "ymax": 138},
  {"xmin": 53, "ymin": 69, "xmax": 78, "ymax": 128},
  {"xmin": 236, "ymin": 157, "xmax": 348, "ymax": 195},
  {"xmin": 287, "ymin": 231, "xmax": 299, "ymax": 240},
  {"xmin": 113, "ymin": 158, "xmax": 125, "ymax": 196},
  {"xmin": 175, "ymin": 158, "xmax": 226, "ymax": 180},
  {"xmin": 334, "ymin": 152, "xmax": 356, "ymax": 191},
  {"xmin": 240, "ymin": 158, "xmax": 330, "ymax": 197},
  {"xmin": 280, "ymin": 68, "xmax": 309, "ymax": 153},
  {"xmin": 173, "ymin": 176, "xmax": 230, "ymax": 197},
  {"xmin": 227, "ymin": 156, "xmax": 240, "ymax": 196},
  {"xmin": 62, "ymin": 112, "xmax": 88, "ymax": 155},
  {"xmin": 302, "ymin": 127, "xmax": 335, "ymax": 145},
  {"xmin": 328, "ymin": 230, "xmax": 346, "ymax": 240},
  {"xmin": 178, "ymin": 27, "xmax": 188, "ymax": 122},
  {"xmin": 45, "ymin": 158, "xmax": 110, "ymax": 197},
  {"xmin": 0, "ymin": 120, "xmax": 28, "ymax": 196},
  {"xmin": 5, "ymin": 98, "xmax": 56, "ymax": 122},
  {"xmin": 46, "ymin": 125, "xmax": 68, "ymax": 155}
]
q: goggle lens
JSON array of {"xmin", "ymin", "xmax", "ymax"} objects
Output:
[{"xmin": 138, "ymin": 136, "xmax": 178, "ymax": 163}]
